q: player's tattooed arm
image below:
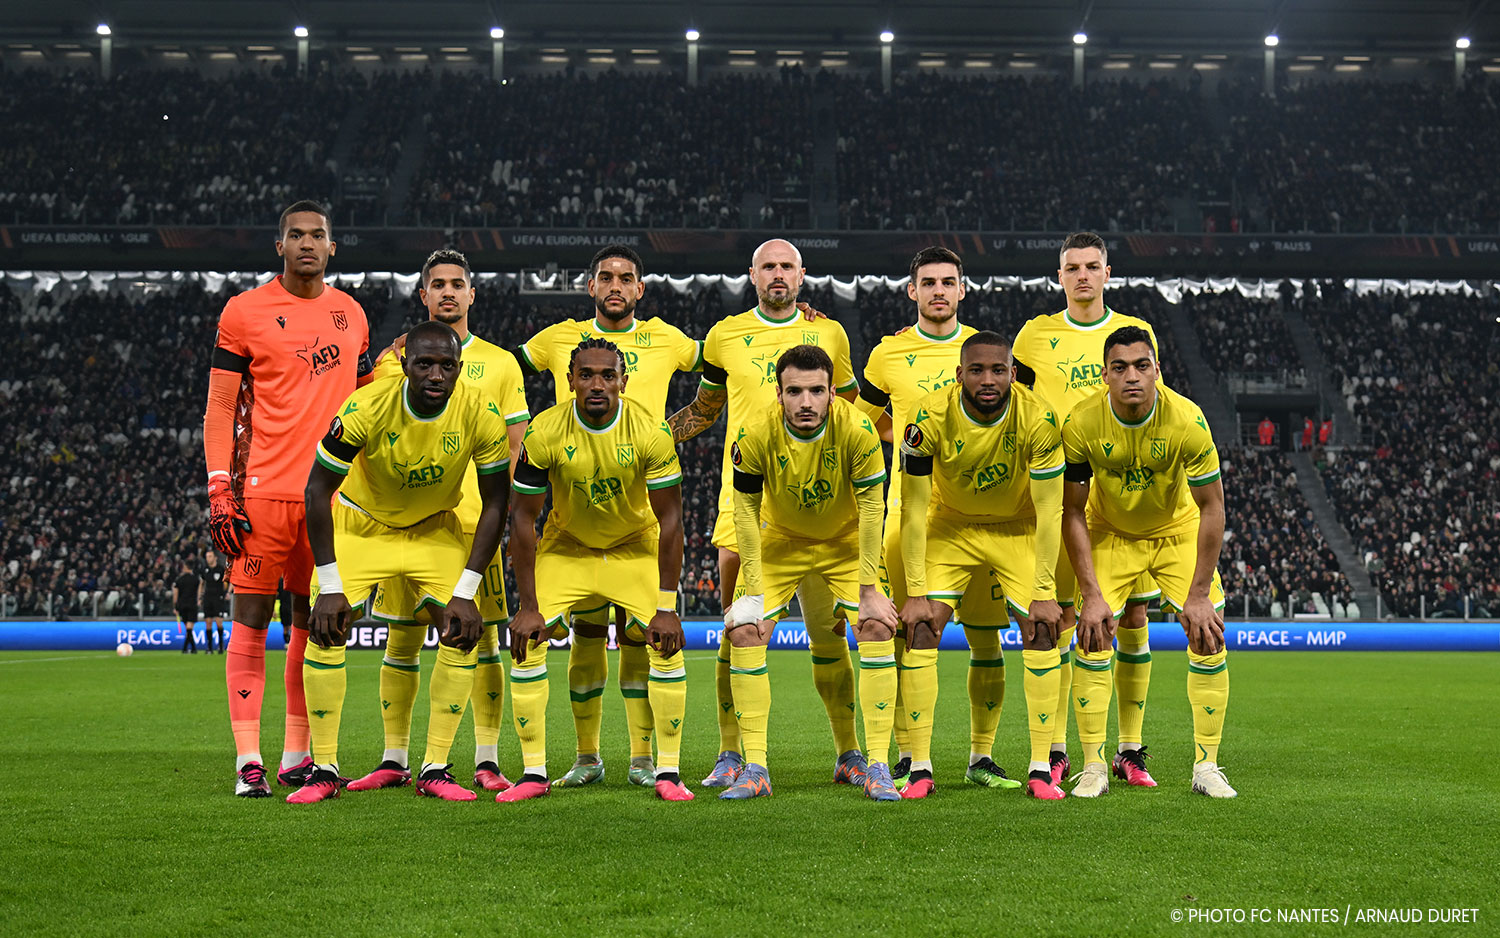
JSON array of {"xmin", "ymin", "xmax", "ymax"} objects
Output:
[{"xmin": 666, "ymin": 382, "xmax": 728, "ymax": 443}]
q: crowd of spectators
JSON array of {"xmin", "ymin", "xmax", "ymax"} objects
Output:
[
  {"xmin": 405, "ymin": 71, "xmax": 813, "ymax": 228},
  {"xmin": 0, "ymin": 65, "xmax": 362, "ymax": 226},
  {"xmin": 1219, "ymin": 447, "xmax": 1352, "ymax": 617},
  {"xmin": 1304, "ymin": 281, "xmax": 1499, "ymax": 617},
  {"xmin": 1221, "ymin": 77, "xmax": 1500, "ymax": 234},
  {"xmin": 834, "ymin": 73, "xmax": 1218, "ymax": 232},
  {"xmin": 1184, "ymin": 289, "xmax": 1302, "ymax": 380}
]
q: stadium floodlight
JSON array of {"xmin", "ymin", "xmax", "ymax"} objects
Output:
[
  {"xmin": 1073, "ymin": 32, "xmax": 1088, "ymax": 45},
  {"xmin": 686, "ymin": 28, "xmax": 701, "ymax": 41},
  {"xmin": 1264, "ymin": 34, "xmax": 1280, "ymax": 47},
  {"xmin": 96, "ymin": 24, "xmax": 111, "ymax": 36},
  {"xmin": 880, "ymin": 30, "xmax": 894, "ymax": 44},
  {"xmin": 294, "ymin": 26, "xmax": 309, "ymax": 38},
  {"xmin": 491, "ymin": 27, "xmax": 504, "ymax": 40},
  {"xmin": 1456, "ymin": 37, "xmax": 1471, "ymax": 50}
]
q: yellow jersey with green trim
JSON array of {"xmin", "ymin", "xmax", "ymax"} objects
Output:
[
  {"xmin": 730, "ymin": 397, "xmax": 886, "ymax": 541},
  {"xmin": 1013, "ymin": 307, "xmax": 1160, "ymax": 418},
  {"xmin": 702, "ymin": 306, "xmax": 857, "ymax": 517},
  {"xmin": 899, "ymin": 382, "xmax": 1063, "ymax": 524},
  {"xmin": 513, "ymin": 397, "xmax": 682, "ymax": 550},
  {"xmin": 860, "ymin": 321, "xmax": 976, "ymax": 511},
  {"xmin": 315, "ymin": 375, "xmax": 511, "ymax": 529},
  {"xmin": 1060, "ymin": 384, "xmax": 1220, "ymax": 540},
  {"xmin": 519, "ymin": 316, "xmax": 700, "ymax": 414},
  {"xmin": 372, "ymin": 331, "xmax": 529, "ymax": 532}
]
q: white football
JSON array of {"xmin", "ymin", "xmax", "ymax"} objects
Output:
[{"xmin": 116, "ymin": 642, "xmax": 134, "ymax": 657}]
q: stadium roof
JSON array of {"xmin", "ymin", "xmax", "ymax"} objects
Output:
[{"xmin": 7, "ymin": 1, "xmax": 1495, "ymax": 54}]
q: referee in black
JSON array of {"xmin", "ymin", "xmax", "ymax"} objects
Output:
[
  {"xmin": 174, "ymin": 560, "xmax": 201, "ymax": 654},
  {"xmin": 200, "ymin": 550, "xmax": 230, "ymax": 653}
]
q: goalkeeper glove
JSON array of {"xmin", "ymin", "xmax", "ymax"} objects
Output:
[{"xmin": 207, "ymin": 476, "xmax": 252, "ymax": 557}]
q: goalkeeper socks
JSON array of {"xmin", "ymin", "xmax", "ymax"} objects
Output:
[
  {"xmin": 715, "ymin": 631, "xmax": 741, "ymax": 754},
  {"xmin": 729, "ymin": 644, "xmax": 771, "ymax": 766},
  {"xmin": 963, "ymin": 625, "xmax": 1006, "ymax": 758},
  {"xmin": 509, "ymin": 641, "xmax": 550, "ymax": 778},
  {"xmin": 646, "ymin": 647, "xmax": 687, "ymax": 772},
  {"xmin": 471, "ymin": 624, "xmax": 505, "ymax": 763},
  {"xmin": 302, "ymin": 642, "xmax": 347, "ymax": 767},
  {"xmin": 422, "ymin": 644, "xmax": 476, "ymax": 767},
  {"xmin": 1053, "ymin": 624, "xmax": 1076, "ymax": 751},
  {"xmin": 891, "ymin": 631, "xmax": 911, "ymax": 760},
  {"xmin": 857, "ymin": 639, "xmax": 897, "ymax": 765},
  {"xmin": 1071, "ymin": 646, "xmax": 1115, "ymax": 766},
  {"xmin": 282, "ymin": 624, "xmax": 311, "ymax": 760},
  {"xmin": 619, "ymin": 641, "xmax": 655, "ymax": 760},
  {"xmin": 1187, "ymin": 648, "xmax": 1229, "ymax": 764},
  {"xmin": 901, "ymin": 647, "xmax": 940, "ymax": 767},
  {"xmin": 809, "ymin": 638, "xmax": 859, "ymax": 756},
  {"xmin": 1021, "ymin": 647, "xmax": 1063, "ymax": 766},
  {"xmin": 567, "ymin": 634, "xmax": 608, "ymax": 756},
  {"xmin": 1114, "ymin": 623, "xmax": 1152, "ymax": 747},
  {"xmin": 225, "ymin": 624, "xmax": 266, "ymax": 761},
  {"xmin": 380, "ymin": 624, "xmax": 424, "ymax": 753}
]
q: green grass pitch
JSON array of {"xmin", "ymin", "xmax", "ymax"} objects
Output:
[{"xmin": 2, "ymin": 648, "xmax": 1497, "ymax": 936}]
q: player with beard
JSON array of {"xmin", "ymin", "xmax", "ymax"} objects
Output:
[
  {"xmin": 667, "ymin": 239, "xmax": 866, "ymax": 790},
  {"xmin": 512, "ymin": 245, "xmax": 699, "ymax": 789}
]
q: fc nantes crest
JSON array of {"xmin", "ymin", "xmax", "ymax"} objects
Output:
[
  {"xmin": 616, "ymin": 443, "xmax": 636, "ymax": 467},
  {"xmin": 466, "ymin": 362, "xmax": 485, "ymax": 380},
  {"xmin": 442, "ymin": 431, "xmax": 461, "ymax": 455},
  {"xmin": 1151, "ymin": 438, "xmax": 1167, "ymax": 460}
]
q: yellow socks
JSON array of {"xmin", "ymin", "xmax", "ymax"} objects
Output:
[
  {"xmin": 646, "ymin": 647, "xmax": 687, "ymax": 774},
  {"xmin": 1053, "ymin": 624, "xmax": 1076, "ymax": 755},
  {"xmin": 900, "ymin": 647, "xmax": 939, "ymax": 770},
  {"xmin": 303, "ymin": 642, "xmax": 347, "ymax": 768},
  {"xmin": 891, "ymin": 630, "xmax": 911, "ymax": 761},
  {"xmin": 963, "ymin": 625, "xmax": 1006, "ymax": 758},
  {"xmin": 1071, "ymin": 646, "xmax": 1115, "ymax": 766},
  {"xmin": 423, "ymin": 643, "xmax": 476, "ymax": 767},
  {"xmin": 809, "ymin": 637, "xmax": 860, "ymax": 755},
  {"xmin": 619, "ymin": 641, "xmax": 655, "ymax": 760},
  {"xmin": 857, "ymin": 639, "xmax": 897, "ymax": 766},
  {"xmin": 470, "ymin": 624, "xmax": 504, "ymax": 767},
  {"xmin": 379, "ymin": 624, "xmax": 425, "ymax": 764},
  {"xmin": 715, "ymin": 631, "xmax": 741, "ymax": 754},
  {"xmin": 509, "ymin": 640, "xmax": 550, "ymax": 778},
  {"xmin": 1021, "ymin": 647, "xmax": 1063, "ymax": 766},
  {"xmin": 729, "ymin": 644, "xmax": 770, "ymax": 766},
  {"xmin": 1114, "ymin": 624, "xmax": 1152, "ymax": 747},
  {"xmin": 1187, "ymin": 648, "xmax": 1229, "ymax": 764},
  {"xmin": 567, "ymin": 633, "xmax": 608, "ymax": 756}
]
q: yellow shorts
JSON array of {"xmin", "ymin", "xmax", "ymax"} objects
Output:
[
  {"xmin": 535, "ymin": 530, "xmax": 658, "ymax": 641},
  {"xmin": 737, "ymin": 535, "xmax": 860, "ymax": 623},
  {"xmin": 312, "ymin": 502, "xmax": 469, "ymax": 618},
  {"xmin": 1055, "ymin": 542, "xmax": 1158, "ymax": 608},
  {"xmin": 371, "ymin": 532, "xmax": 509, "ymax": 626},
  {"xmin": 881, "ymin": 514, "xmax": 1003, "ymax": 626},
  {"xmin": 923, "ymin": 515, "xmax": 1041, "ymax": 627},
  {"xmin": 1089, "ymin": 529, "xmax": 1224, "ymax": 617}
]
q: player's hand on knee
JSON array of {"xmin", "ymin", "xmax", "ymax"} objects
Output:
[
  {"xmin": 1077, "ymin": 596, "xmax": 1115, "ymax": 654},
  {"xmin": 858, "ymin": 584, "xmax": 900, "ymax": 634},
  {"xmin": 728, "ymin": 592, "xmax": 764, "ymax": 628},
  {"xmin": 309, "ymin": 593, "xmax": 351, "ymax": 649},
  {"xmin": 1181, "ymin": 596, "xmax": 1223, "ymax": 655},
  {"xmin": 508, "ymin": 610, "xmax": 546, "ymax": 662},
  {"xmin": 442, "ymin": 597, "xmax": 482, "ymax": 652},
  {"xmin": 898, "ymin": 596, "xmax": 937, "ymax": 633},
  {"xmin": 206, "ymin": 477, "xmax": 252, "ymax": 557},
  {"xmin": 647, "ymin": 610, "xmax": 684, "ymax": 657},
  {"xmin": 1027, "ymin": 599, "xmax": 1063, "ymax": 646}
]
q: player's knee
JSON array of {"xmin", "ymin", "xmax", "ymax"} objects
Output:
[
  {"xmin": 852, "ymin": 618, "xmax": 894, "ymax": 643},
  {"xmin": 907, "ymin": 620, "xmax": 943, "ymax": 650},
  {"xmin": 573, "ymin": 622, "xmax": 609, "ymax": 639},
  {"xmin": 728, "ymin": 621, "xmax": 767, "ymax": 648},
  {"xmin": 1121, "ymin": 602, "xmax": 1149, "ymax": 628},
  {"xmin": 231, "ymin": 593, "xmax": 275, "ymax": 629}
]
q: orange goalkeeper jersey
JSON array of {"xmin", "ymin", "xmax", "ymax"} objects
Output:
[{"xmin": 213, "ymin": 276, "xmax": 371, "ymax": 501}]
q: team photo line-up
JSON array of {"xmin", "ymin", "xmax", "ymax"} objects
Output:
[{"xmin": 208, "ymin": 198, "xmax": 1233, "ymax": 806}]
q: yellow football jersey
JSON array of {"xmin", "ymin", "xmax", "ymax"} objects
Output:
[
  {"xmin": 1012, "ymin": 307, "xmax": 1160, "ymax": 418},
  {"xmin": 900, "ymin": 382, "xmax": 1063, "ymax": 524},
  {"xmin": 860, "ymin": 322, "xmax": 976, "ymax": 510},
  {"xmin": 1061, "ymin": 384, "xmax": 1221, "ymax": 540},
  {"xmin": 373, "ymin": 332, "xmax": 530, "ymax": 532},
  {"xmin": 702, "ymin": 307, "xmax": 857, "ymax": 517},
  {"xmin": 519, "ymin": 315, "xmax": 700, "ymax": 414},
  {"xmin": 513, "ymin": 397, "xmax": 682, "ymax": 550},
  {"xmin": 315, "ymin": 375, "xmax": 511, "ymax": 529},
  {"xmin": 730, "ymin": 397, "xmax": 885, "ymax": 541}
]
